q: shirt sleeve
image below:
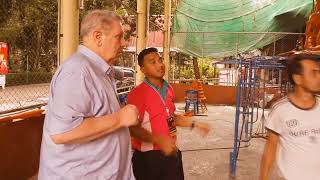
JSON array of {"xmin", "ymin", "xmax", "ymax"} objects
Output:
[
  {"xmin": 46, "ymin": 70, "xmax": 94, "ymax": 135},
  {"xmin": 127, "ymin": 89, "xmax": 145, "ymax": 122},
  {"xmin": 265, "ymin": 107, "xmax": 284, "ymax": 134}
]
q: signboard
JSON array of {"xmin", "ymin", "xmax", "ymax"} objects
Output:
[{"xmin": 0, "ymin": 42, "xmax": 8, "ymax": 74}]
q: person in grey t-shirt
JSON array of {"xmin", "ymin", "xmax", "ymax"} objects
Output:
[
  {"xmin": 38, "ymin": 10, "xmax": 139, "ymax": 180},
  {"xmin": 260, "ymin": 54, "xmax": 320, "ymax": 180}
]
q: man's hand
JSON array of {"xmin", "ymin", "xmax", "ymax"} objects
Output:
[
  {"xmin": 153, "ymin": 135, "xmax": 177, "ymax": 156},
  {"xmin": 194, "ymin": 122, "xmax": 210, "ymax": 137},
  {"xmin": 117, "ymin": 104, "xmax": 139, "ymax": 127}
]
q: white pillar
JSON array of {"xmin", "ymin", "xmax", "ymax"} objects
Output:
[
  {"xmin": 58, "ymin": 0, "xmax": 79, "ymax": 65},
  {"xmin": 163, "ymin": 0, "xmax": 171, "ymax": 81},
  {"xmin": 136, "ymin": 0, "xmax": 149, "ymax": 85}
]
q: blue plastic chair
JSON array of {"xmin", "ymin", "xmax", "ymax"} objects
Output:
[{"xmin": 185, "ymin": 90, "xmax": 199, "ymax": 114}]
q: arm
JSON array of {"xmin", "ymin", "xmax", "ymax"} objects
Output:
[
  {"xmin": 175, "ymin": 114, "xmax": 210, "ymax": 136},
  {"xmin": 304, "ymin": 22, "xmax": 313, "ymax": 48},
  {"xmin": 174, "ymin": 114, "xmax": 194, "ymax": 127},
  {"xmin": 304, "ymin": 15, "xmax": 316, "ymax": 48},
  {"xmin": 129, "ymin": 125, "xmax": 177, "ymax": 156},
  {"xmin": 129, "ymin": 124, "xmax": 154, "ymax": 143},
  {"xmin": 51, "ymin": 104, "xmax": 138, "ymax": 144},
  {"xmin": 260, "ymin": 130, "xmax": 279, "ymax": 180}
]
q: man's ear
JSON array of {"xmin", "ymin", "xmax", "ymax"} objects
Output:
[
  {"xmin": 140, "ymin": 66, "xmax": 145, "ymax": 74},
  {"xmin": 93, "ymin": 31, "xmax": 103, "ymax": 47},
  {"xmin": 292, "ymin": 74, "xmax": 302, "ymax": 85}
]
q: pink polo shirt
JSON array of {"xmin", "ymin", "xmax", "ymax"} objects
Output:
[{"xmin": 127, "ymin": 81, "xmax": 176, "ymax": 152}]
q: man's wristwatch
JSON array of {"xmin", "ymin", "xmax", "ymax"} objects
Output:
[{"xmin": 191, "ymin": 121, "xmax": 195, "ymax": 130}]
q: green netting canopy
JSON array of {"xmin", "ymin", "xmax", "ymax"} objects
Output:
[{"xmin": 172, "ymin": 0, "xmax": 313, "ymax": 57}]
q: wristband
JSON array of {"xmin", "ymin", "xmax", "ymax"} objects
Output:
[{"xmin": 191, "ymin": 121, "xmax": 195, "ymax": 130}]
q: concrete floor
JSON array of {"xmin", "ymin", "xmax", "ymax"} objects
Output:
[
  {"xmin": 176, "ymin": 104, "xmax": 282, "ymax": 180},
  {"xmin": 28, "ymin": 104, "xmax": 283, "ymax": 180}
]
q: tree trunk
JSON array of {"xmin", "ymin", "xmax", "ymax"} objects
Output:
[{"xmin": 193, "ymin": 57, "xmax": 200, "ymax": 79}]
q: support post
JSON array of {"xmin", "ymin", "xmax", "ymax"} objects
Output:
[
  {"xmin": 163, "ymin": 0, "xmax": 172, "ymax": 81},
  {"xmin": 58, "ymin": 0, "xmax": 79, "ymax": 65},
  {"xmin": 136, "ymin": 0, "xmax": 149, "ymax": 85}
]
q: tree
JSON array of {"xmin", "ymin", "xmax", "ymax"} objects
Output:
[
  {"xmin": 0, "ymin": 0, "xmax": 58, "ymax": 72},
  {"xmin": 0, "ymin": 0, "xmax": 167, "ymax": 73}
]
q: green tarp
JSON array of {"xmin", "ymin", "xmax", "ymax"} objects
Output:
[{"xmin": 172, "ymin": 0, "xmax": 313, "ymax": 57}]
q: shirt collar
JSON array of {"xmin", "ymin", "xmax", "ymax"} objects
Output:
[
  {"xmin": 78, "ymin": 45, "xmax": 112, "ymax": 75},
  {"xmin": 144, "ymin": 78, "xmax": 168, "ymax": 101},
  {"xmin": 144, "ymin": 78, "xmax": 167, "ymax": 89}
]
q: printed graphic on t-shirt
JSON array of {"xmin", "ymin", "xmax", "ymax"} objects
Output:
[
  {"xmin": 289, "ymin": 127, "xmax": 320, "ymax": 138},
  {"xmin": 284, "ymin": 119, "xmax": 320, "ymax": 143},
  {"xmin": 286, "ymin": 119, "xmax": 298, "ymax": 128},
  {"xmin": 167, "ymin": 116, "xmax": 177, "ymax": 137}
]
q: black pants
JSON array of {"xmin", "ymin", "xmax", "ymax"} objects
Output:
[{"xmin": 132, "ymin": 150, "xmax": 184, "ymax": 180}]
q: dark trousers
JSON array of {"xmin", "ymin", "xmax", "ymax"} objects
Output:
[{"xmin": 132, "ymin": 150, "xmax": 184, "ymax": 180}]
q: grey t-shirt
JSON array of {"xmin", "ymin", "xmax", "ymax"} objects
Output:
[{"xmin": 38, "ymin": 45, "xmax": 134, "ymax": 180}]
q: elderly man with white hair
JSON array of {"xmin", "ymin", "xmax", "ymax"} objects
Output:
[{"xmin": 38, "ymin": 10, "xmax": 139, "ymax": 180}]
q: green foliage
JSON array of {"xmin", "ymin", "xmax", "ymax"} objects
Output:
[
  {"xmin": 1, "ymin": 0, "xmax": 58, "ymax": 73},
  {"xmin": 124, "ymin": 0, "xmax": 164, "ymax": 16},
  {"xmin": 180, "ymin": 68, "xmax": 194, "ymax": 79},
  {"xmin": 1, "ymin": 0, "xmax": 166, "ymax": 75},
  {"xmin": 171, "ymin": 55, "xmax": 219, "ymax": 80},
  {"xmin": 198, "ymin": 58, "xmax": 218, "ymax": 79},
  {"xmin": 6, "ymin": 72, "xmax": 53, "ymax": 86}
]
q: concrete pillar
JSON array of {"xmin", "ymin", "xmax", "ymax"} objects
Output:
[
  {"xmin": 136, "ymin": 0, "xmax": 149, "ymax": 85},
  {"xmin": 58, "ymin": 0, "xmax": 79, "ymax": 65},
  {"xmin": 163, "ymin": 0, "xmax": 171, "ymax": 81}
]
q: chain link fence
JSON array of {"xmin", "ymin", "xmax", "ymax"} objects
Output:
[
  {"xmin": 0, "ymin": 1, "xmax": 58, "ymax": 114},
  {"xmin": 0, "ymin": 1, "xmax": 139, "ymax": 115}
]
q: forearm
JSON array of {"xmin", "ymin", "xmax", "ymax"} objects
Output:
[
  {"xmin": 260, "ymin": 151, "xmax": 276, "ymax": 180},
  {"xmin": 51, "ymin": 113, "xmax": 122, "ymax": 144},
  {"xmin": 260, "ymin": 132, "xmax": 278, "ymax": 180},
  {"xmin": 174, "ymin": 114, "xmax": 193, "ymax": 128},
  {"xmin": 129, "ymin": 125, "xmax": 155, "ymax": 143}
]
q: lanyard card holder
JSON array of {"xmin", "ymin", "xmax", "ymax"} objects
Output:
[{"xmin": 167, "ymin": 116, "xmax": 177, "ymax": 137}]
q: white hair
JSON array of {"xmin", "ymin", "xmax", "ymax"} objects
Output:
[{"xmin": 80, "ymin": 10, "xmax": 121, "ymax": 39}]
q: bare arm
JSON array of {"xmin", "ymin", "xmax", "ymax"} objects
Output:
[
  {"xmin": 175, "ymin": 114, "xmax": 210, "ymax": 136},
  {"xmin": 304, "ymin": 22, "xmax": 313, "ymax": 48},
  {"xmin": 260, "ymin": 130, "xmax": 279, "ymax": 180},
  {"xmin": 129, "ymin": 124, "xmax": 177, "ymax": 156},
  {"xmin": 304, "ymin": 15, "xmax": 318, "ymax": 48},
  {"xmin": 174, "ymin": 114, "xmax": 193, "ymax": 127},
  {"xmin": 129, "ymin": 125, "xmax": 154, "ymax": 143},
  {"xmin": 51, "ymin": 105, "xmax": 138, "ymax": 144}
]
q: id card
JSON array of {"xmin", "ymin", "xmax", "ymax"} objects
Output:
[{"xmin": 167, "ymin": 116, "xmax": 177, "ymax": 137}]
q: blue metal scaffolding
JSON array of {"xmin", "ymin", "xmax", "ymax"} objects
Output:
[{"xmin": 218, "ymin": 56, "xmax": 289, "ymax": 177}]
